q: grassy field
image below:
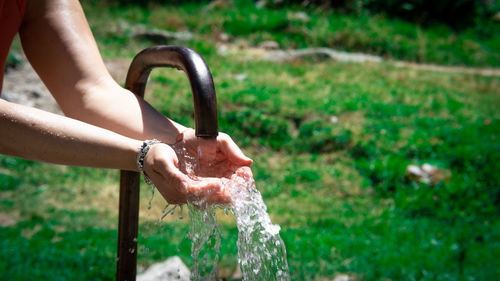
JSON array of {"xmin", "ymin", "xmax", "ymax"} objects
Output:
[
  {"xmin": 1, "ymin": 1, "xmax": 500, "ymax": 280},
  {"xmin": 84, "ymin": 0, "xmax": 500, "ymax": 67}
]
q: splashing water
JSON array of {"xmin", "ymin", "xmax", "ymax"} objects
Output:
[
  {"xmin": 169, "ymin": 144, "xmax": 290, "ymax": 281},
  {"xmin": 223, "ymin": 174, "xmax": 290, "ymax": 281},
  {"xmin": 187, "ymin": 204, "xmax": 221, "ymax": 280},
  {"xmin": 185, "ymin": 178, "xmax": 290, "ymax": 281}
]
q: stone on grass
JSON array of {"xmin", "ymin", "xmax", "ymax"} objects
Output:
[
  {"xmin": 333, "ymin": 274, "xmax": 353, "ymax": 281},
  {"xmin": 261, "ymin": 47, "xmax": 382, "ymax": 63},
  {"xmin": 217, "ymin": 32, "xmax": 232, "ymax": 42},
  {"xmin": 405, "ymin": 163, "xmax": 449, "ymax": 186},
  {"xmin": 234, "ymin": 73, "xmax": 248, "ymax": 81},
  {"xmin": 258, "ymin": 40, "xmax": 280, "ymax": 50},
  {"xmin": 288, "ymin": 11, "xmax": 310, "ymax": 22},
  {"xmin": 137, "ymin": 256, "xmax": 190, "ymax": 281},
  {"xmin": 131, "ymin": 26, "xmax": 193, "ymax": 44}
]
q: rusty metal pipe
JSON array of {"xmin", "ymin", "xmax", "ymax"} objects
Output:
[{"xmin": 116, "ymin": 45, "xmax": 219, "ymax": 281}]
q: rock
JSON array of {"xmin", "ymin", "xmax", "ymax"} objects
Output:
[
  {"xmin": 216, "ymin": 44, "xmax": 383, "ymax": 65},
  {"xmin": 131, "ymin": 25, "xmax": 193, "ymax": 44},
  {"xmin": 137, "ymin": 256, "xmax": 190, "ymax": 281},
  {"xmin": 330, "ymin": 115, "xmax": 339, "ymax": 124},
  {"xmin": 421, "ymin": 163, "xmax": 437, "ymax": 175},
  {"xmin": 333, "ymin": 274, "xmax": 352, "ymax": 281},
  {"xmin": 258, "ymin": 40, "xmax": 280, "ymax": 50},
  {"xmin": 405, "ymin": 163, "xmax": 449, "ymax": 186},
  {"xmin": 234, "ymin": 73, "xmax": 247, "ymax": 81},
  {"xmin": 288, "ymin": 11, "xmax": 310, "ymax": 23},
  {"xmin": 216, "ymin": 32, "xmax": 232, "ymax": 42},
  {"xmin": 406, "ymin": 165, "xmax": 425, "ymax": 180},
  {"xmin": 216, "ymin": 44, "xmax": 230, "ymax": 56},
  {"xmin": 261, "ymin": 47, "xmax": 382, "ymax": 63}
]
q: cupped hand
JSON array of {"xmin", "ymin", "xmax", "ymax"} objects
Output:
[
  {"xmin": 172, "ymin": 128, "xmax": 253, "ymax": 179},
  {"xmin": 142, "ymin": 143, "xmax": 231, "ymax": 206}
]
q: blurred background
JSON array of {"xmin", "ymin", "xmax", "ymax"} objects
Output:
[{"xmin": 1, "ymin": 0, "xmax": 499, "ymax": 280}]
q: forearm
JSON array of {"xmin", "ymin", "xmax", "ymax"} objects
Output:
[
  {"xmin": 63, "ymin": 82, "xmax": 186, "ymax": 145},
  {"xmin": 19, "ymin": 0, "xmax": 185, "ymax": 144},
  {"xmin": 0, "ymin": 99, "xmax": 141, "ymax": 170}
]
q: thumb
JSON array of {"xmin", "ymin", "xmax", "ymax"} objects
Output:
[{"xmin": 219, "ymin": 135, "xmax": 253, "ymax": 166}]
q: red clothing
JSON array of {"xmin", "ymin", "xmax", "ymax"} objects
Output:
[{"xmin": 0, "ymin": 0, "xmax": 27, "ymax": 91}]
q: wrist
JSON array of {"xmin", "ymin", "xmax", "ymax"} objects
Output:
[{"xmin": 136, "ymin": 139, "xmax": 162, "ymax": 185}]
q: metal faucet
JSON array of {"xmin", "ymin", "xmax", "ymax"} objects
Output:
[{"xmin": 116, "ymin": 46, "xmax": 219, "ymax": 281}]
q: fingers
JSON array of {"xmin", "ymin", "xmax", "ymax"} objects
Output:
[
  {"xmin": 186, "ymin": 177, "xmax": 231, "ymax": 206},
  {"xmin": 145, "ymin": 135, "xmax": 251, "ymax": 206},
  {"xmin": 177, "ymin": 128, "xmax": 252, "ymax": 167},
  {"xmin": 146, "ymin": 144, "xmax": 232, "ymax": 205},
  {"xmin": 218, "ymin": 133, "xmax": 253, "ymax": 166}
]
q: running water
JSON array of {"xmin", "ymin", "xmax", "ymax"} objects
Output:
[
  {"xmin": 186, "ymin": 204, "xmax": 220, "ymax": 280},
  {"xmin": 223, "ymin": 173, "xmax": 290, "ymax": 281},
  {"xmin": 171, "ymin": 144, "xmax": 290, "ymax": 281}
]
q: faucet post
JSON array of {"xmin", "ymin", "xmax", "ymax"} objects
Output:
[{"xmin": 116, "ymin": 46, "xmax": 218, "ymax": 281}]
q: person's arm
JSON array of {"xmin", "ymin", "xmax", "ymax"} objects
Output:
[
  {"xmin": 0, "ymin": 99, "xmax": 229, "ymax": 204},
  {"xmin": 19, "ymin": 0, "xmax": 184, "ymax": 144},
  {"xmin": 0, "ymin": 99, "xmax": 140, "ymax": 170},
  {"xmin": 19, "ymin": 0, "xmax": 253, "ymax": 166}
]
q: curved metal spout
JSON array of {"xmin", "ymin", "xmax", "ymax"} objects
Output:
[
  {"xmin": 125, "ymin": 45, "xmax": 218, "ymax": 137},
  {"xmin": 116, "ymin": 46, "xmax": 219, "ymax": 281}
]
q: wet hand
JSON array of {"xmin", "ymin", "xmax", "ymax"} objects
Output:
[
  {"xmin": 142, "ymin": 143, "xmax": 231, "ymax": 205},
  {"xmin": 172, "ymin": 128, "xmax": 253, "ymax": 179}
]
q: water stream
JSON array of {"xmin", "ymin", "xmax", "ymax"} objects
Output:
[
  {"xmin": 170, "ymin": 145, "xmax": 291, "ymax": 280},
  {"xmin": 223, "ymin": 175, "xmax": 290, "ymax": 281}
]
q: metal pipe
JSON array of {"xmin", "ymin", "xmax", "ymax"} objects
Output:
[{"xmin": 116, "ymin": 45, "xmax": 219, "ymax": 281}]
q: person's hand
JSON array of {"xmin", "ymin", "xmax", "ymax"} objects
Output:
[
  {"xmin": 172, "ymin": 128, "xmax": 253, "ymax": 179},
  {"xmin": 142, "ymin": 143, "xmax": 231, "ymax": 206}
]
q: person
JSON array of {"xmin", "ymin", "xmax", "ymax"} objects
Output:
[{"xmin": 0, "ymin": 0, "xmax": 253, "ymax": 205}]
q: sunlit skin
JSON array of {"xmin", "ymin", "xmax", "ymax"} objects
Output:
[
  {"xmin": 144, "ymin": 132, "xmax": 253, "ymax": 206},
  {"xmin": 174, "ymin": 129, "xmax": 253, "ymax": 178},
  {"xmin": 0, "ymin": 0, "xmax": 252, "ymax": 205}
]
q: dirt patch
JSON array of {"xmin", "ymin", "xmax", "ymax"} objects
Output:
[
  {"xmin": 2, "ymin": 56, "xmax": 62, "ymax": 114},
  {"xmin": 0, "ymin": 211, "xmax": 19, "ymax": 226},
  {"xmin": 392, "ymin": 61, "xmax": 500, "ymax": 77},
  {"xmin": 104, "ymin": 57, "xmax": 132, "ymax": 85},
  {"xmin": 1, "ymin": 55, "xmax": 132, "ymax": 113},
  {"xmin": 218, "ymin": 43, "xmax": 500, "ymax": 77}
]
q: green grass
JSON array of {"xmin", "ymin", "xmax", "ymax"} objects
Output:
[
  {"xmin": 84, "ymin": 0, "xmax": 500, "ymax": 67},
  {"xmin": 2, "ymin": 1, "xmax": 500, "ymax": 280}
]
